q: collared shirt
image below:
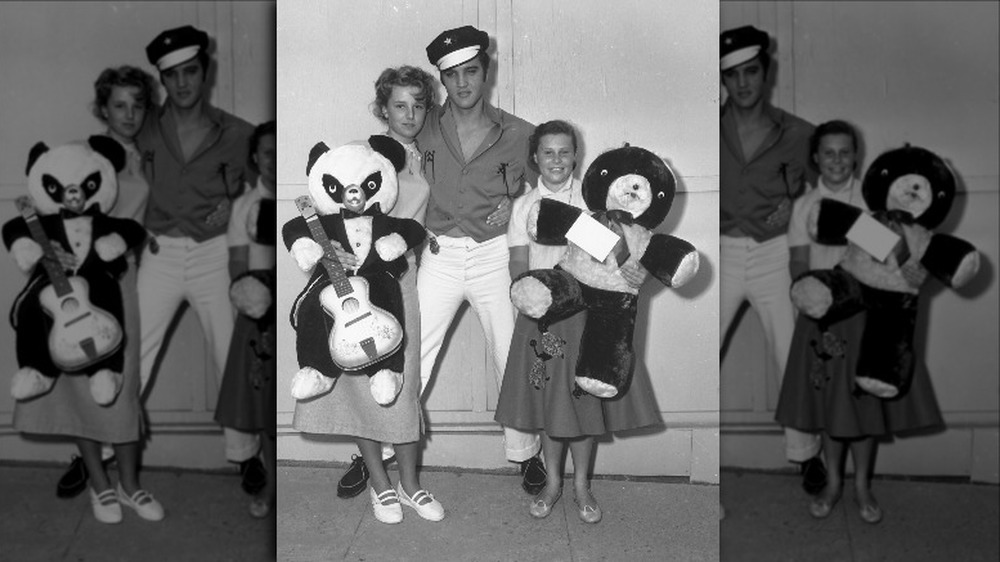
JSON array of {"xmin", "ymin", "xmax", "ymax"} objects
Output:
[
  {"xmin": 720, "ymin": 101, "xmax": 815, "ymax": 242},
  {"xmin": 137, "ymin": 101, "xmax": 255, "ymax": 242},
  {"xmin": 508, "ymin": 176, "xmax": 586, "ymax": 269},
  {"xmin": 788, "ymin": 176, "xmax": 868, "ymax": 270},
  {"xmin": 387, "ymin": 139, "xmax": 430, "ymax": 226},
  {"xmin": 108, "ymin": 139, "xmax": 150, "ymax": 224},
  {"xmin": 417, "ymin": 100, "xmax": 537, "ymax": 242}
]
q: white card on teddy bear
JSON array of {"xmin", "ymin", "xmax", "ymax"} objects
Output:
[
  {"xmin": 565, "ymin": 213, "xmax": 621, "ymax": 262},
  {"xmin": 846, "ymin": 213, "xmax": 900, "ymax": 263}
]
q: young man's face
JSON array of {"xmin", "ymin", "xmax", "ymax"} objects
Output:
[
  {"xmin": 441, "ymin": 57, "xmax": 486, "ymax": 110},
  {"xmin": 721, "ymin": 56, "xmax": 766, "ymax": 110},
  {"xmin": 161, "ymin": 57, "xmax": 205, "ymax": 110}
]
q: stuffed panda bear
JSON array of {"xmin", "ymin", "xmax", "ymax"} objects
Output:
[
  {"xmin": 790, "ymin": 145, "xmax": 979, "ymax": 398},
  {"xmin": 282, "ymin": 136, "xmax": 426, "ymax": 404},
  {"xmin": 2, "ymin": 136, "xmax": 147, "ymax": 405},
  {"xmin": 510, "ymin": 145, "xmax": 700, "ymax": 398}
]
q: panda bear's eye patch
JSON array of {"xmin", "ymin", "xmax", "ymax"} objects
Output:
[
  {"xmin": 42, "ymin": 174, "xmax": 62, "ymax": 195},
  {"xmin": 322, "ymin": 174, "xmax": 345, "ymax": 202},
  {"xmin": 361, "ymin": 171, "xmax": 382, "ymax": 197},
  {"xmin": 81, "ymin": 171, "xmax": 102, "ymax": 196}
]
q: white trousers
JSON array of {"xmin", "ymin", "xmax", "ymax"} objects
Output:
[
  {"xmin": 417, "ymin": 235, "xmax": 539, "ymax": 463},
  {"xmin": 137, "ymin": 234, "xmax": 259, "ymax": 462},
  {"xmin": 721, "ymin": 234, "xmax": 821, "ymax": 462}
]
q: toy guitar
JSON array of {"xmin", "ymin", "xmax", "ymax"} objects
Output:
[
  {"xmin": 14, "ymin": 196, "xmax": 123, "ymax": 372},
  {"xmin": 294, "ymin": 195, "xmax": 403, "ymax": 370}
]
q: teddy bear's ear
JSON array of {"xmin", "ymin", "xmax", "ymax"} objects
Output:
[
  {"xmin": 368, "ymin": 135, "xmax": 406, "ymax": 173},
  {"xmin": 26, "ymin": 142, "xmax": 49, "ymax": 175},
  {"xmin": 306, "ymin": 142, "xmax": 330, "ymax": 176},
  {"xmin": 88, "ymin": 135, "xmax": 127, "ymax": 173}
]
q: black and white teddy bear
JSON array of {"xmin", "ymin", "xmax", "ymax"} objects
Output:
[
  {"xmin": 2, "ymin": 137, "xmax": 146, "ymax": 405},
  {"xmin": 282, "ymin": 136, "xmax": 425, "ymax": 404},
  {"xmin": 510, "ymin": 145, "xmax": 700, "ymax": 398},
  {"xmin": 791, "ymin": 145, "xmax": 980, "ymax": 398}
]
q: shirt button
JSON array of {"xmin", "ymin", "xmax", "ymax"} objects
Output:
[
  {"xmin": 462, "ymin": 170, "xmax": 469, "ymax": 176},
  {"xmin": 355, "ymin": 242, "xmax": 361, "ymax": 248}
]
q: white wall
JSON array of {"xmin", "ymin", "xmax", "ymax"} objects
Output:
[
  {"xmin": 720, "ymin": 1, "xmax": 999, "ymax": 482},
  {"xmin": 277, "ymin": 0, "xmax": 720, "ymax": 481},
  {"xmin": 0, "ymin": 1, "xmax": 276, "ymax": 469}
]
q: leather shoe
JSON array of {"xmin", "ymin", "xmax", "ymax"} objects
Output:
[
  {"xmin": 520, "ymin": 454, "xmax": 547, "ymax": 496},
  {"xmin": 575, "ymin": 496, "xmax": 602, "ymax": 524},
  {"xmin": 369, "ymin": 487, "xmax": 402, "ymax": 524},
  {"xmin": 240, "ymin": 457, "xmax": 267, "ymax": 496},
  {"xmin": 856, "ymin": 498, "xmax": 883, "ymax": 524},
  {"xmin": 337, "ymin": 455, "xmax": 370, "ymax": 499},
  {"xmin": 397, "ymin": 482, "xmax": 444, "ymax": 521},
  {"xmin": 57, "ymin": 455, "xmax": 89, "ymax": 499},
  {"xmin": 809, "ymin": 491, "xmax": 841, "ymax": 519},
  {"xmin": 800, "ymin": 455, "xmax": 828, "ymax": 496}
]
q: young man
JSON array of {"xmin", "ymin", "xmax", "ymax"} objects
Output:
[
  {"xmin": 138, "ymin": 25, "xmax": 264, "ymax": 494},
  {"xmin": 719, "ymin": 25, "xmax": 826, "ymax": 494},
  {"xmin": 335, "ymin": 25, "xmax": 546, "ymax": 498}
]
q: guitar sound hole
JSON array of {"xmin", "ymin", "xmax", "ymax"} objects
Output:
[
  {"xmin": 342, "ymin": 297, "xmax": 360, "ymax": 314},
  {"xmin": 61, "ymin": 297, "xmax": 80, "ymax": 314}
]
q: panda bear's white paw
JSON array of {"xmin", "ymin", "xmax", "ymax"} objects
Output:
[
  {"xmin": 290, "ymin": 367, "xmax": 335, "ymax": 400},
  {"xmin": 11, "ymin": 367, "xmax": 55, "ymax": 400},
  {"xmin": 374, "ymin": 233, "xmax": 407, "ymax": 262},
  {"xmin": 95, "ymin": 233, "xmax": 127, "ymax": 262},
  {"xmin": 790, "ymin": 276, "xmax": 833, "ymax": 319},
  {"xmin": 89, "ymin": 369, "xmax": 123, "ymax": 405},
  {"xmin": 575, "ymin": 376, "xmax": 618, "ymax": 398},
  {"xmin": 855, "ymin": 376, "xmax": 899, "ymax": 399},
  {"xmin": 291, "ymin": 238, "xmax": 324, "ymax": 272},
  {"xmin": 370, "ymin": 370, "xmax": 403, "ymax": 406},
  {"xmin": 510, "ymin": 276, "xmax": 552, "ymax": 319},
  {"xmin": 230, "ymin": 275, "xmax": 271, "ymax": 319},
  {"xmin": 10, "ymin": 238, "xmax": 44, "ymax": 272}
]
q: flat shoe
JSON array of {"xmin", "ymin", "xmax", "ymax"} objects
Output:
[
  {"xmin": 397, "ymin": 483, "xmax": 444, "ymax": 521},
  {"xmin": 117, "ymin": 483, "xmax": 165, "ymax": 521},
  {"xmin": 249, "ymin": 497, "xmax": 271, "ymax": 519},
  {"xmin": 529, "ymin": 489, "xmax": 562, "ymax": 519},
  {"xmin": 89, "ymin": 487, "xmax": 122, "ymax": 524},
  {"xmin": 57, "ymin": 455, "xmax": 89, "ymax": 499},
  {"xmin": 809, "ymin": 491, "xmax": 841, "ymax": 519},
  {"xmin": 575, "ymin": 494, "xmax": 602, "ymax": 524},
  {"xmin": 857, "ymin": 500, "xmax": 883, "ymax": 524},
  {"xmin": 369, "ymin": 487, "xmax": 402, "ymax": 524},
  {"xmin": 337, "ymin": 455, "xmax": 369, "ymax": 499}
]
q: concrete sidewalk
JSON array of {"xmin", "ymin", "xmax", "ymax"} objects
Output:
[
  {"xmin": 278, "ymin": 462, "xmax": 720, "ymax": 562},
  {"xmin": 720, "ymin": 468, "xmax": 999, "ymax": 561},
  {"xmin": 0, "ymin": 462, "xmax": 274, "ymax": 562}
]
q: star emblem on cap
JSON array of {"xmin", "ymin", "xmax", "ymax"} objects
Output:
[{"xmin": 444, "ymin": 37, "xmax": 452, "ymax": 45}]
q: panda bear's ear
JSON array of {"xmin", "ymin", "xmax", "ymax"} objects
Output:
[
  {"xmin": 88, "ymin": 135, "xmax": 127, "ymax": 173},
  {"xmin": 368, "ymin": 135, "xmax": 406, "ymax": 173},
  {"xmin": 307, "ymin": 142, "xmax": 330, "ymax": 176},
  {"xmin": 26, "ymin": 142, "xmax": 49, "ymax": 175}
]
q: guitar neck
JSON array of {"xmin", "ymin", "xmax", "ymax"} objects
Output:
[
  {"xmin": 298, "ymin": 204, "xmax": 355, "ymax": 298},
  {"xmin": 16, "ymin": 198, "xmax": 74, "ymax": 297}
]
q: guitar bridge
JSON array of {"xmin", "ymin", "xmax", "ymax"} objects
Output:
[
  {"xmin": 80, "ymin": 337, "xmax": 98, "ymax": 361},
  {"xmin": 359, "ymin": 337, "xmax": 378, "ymax": 361}
]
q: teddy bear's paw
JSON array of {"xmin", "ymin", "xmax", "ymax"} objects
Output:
[
  {"xmin": 790, "ymin": 277, "xmax": 833, "ymax": 319},
  {"xmin": 575, "ymin": 376, "xmax": 618, "ymax": 399},
  {"xmin": 10, "ymin": 238, "xmax": 44, "ymax": 272},
  {"xmin": 290, "ymin": 367, "xmax": 335, "ymax": 400},
  {"xmin": 855, "ymin": 376, "xmax": 899, "ymax": 399},
  {"xmin": 375, "ymin": 233, "xmax": 407, "ymax": 262},
  {"xmin": 230, "ymin": 276, "xmax": 271, "ymax": 319},
  {"xmin": 510, "ymin": 277, "xmax": 552, "ymax": 319},
  {"xmin": 370, "ymin": 370, "xmax": 403, "ymax": 406},
  {"xmin": 670, "ymin": 250, "xmax": 700, "ymax": 288},
  {"xmin": 94, "ymin": 233, "xmax": 127, "ymax": 262},
  {"xmin": 11, "ymin": 368, "xmax": 55, "ymax": 400},
  {"xmin": 290, "ymin": 238, "xmax": 324, "ymax": 272},
  {"xmin": 89, "ymin": 370, "xmax": 123, "ymax": 406},
  {"xmin": 951, "ymin": 250, "xmax": 980, "ymax": 289}
]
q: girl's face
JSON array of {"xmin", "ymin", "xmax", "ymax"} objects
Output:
[
  {"xmin": 534, "ymin": 133, "xmax": 575, "ymax": 188},
  {"xmin": 813, "ymin": 133, "xmax": 856, "ymax": 190},
  {"xmin": 103, "ymin": 85, "xmax": 146, "ymax": 142},
  {"xmin": 886, "ymin": 174, "xmax": 932, "ymax": 218},
  {"xmin": 254, "ymin": 133, "xmax": 276, "ymax": 187},
  {"xmin": 384, "ymin": 85, "xmax": 427, "ymax": 143}
]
